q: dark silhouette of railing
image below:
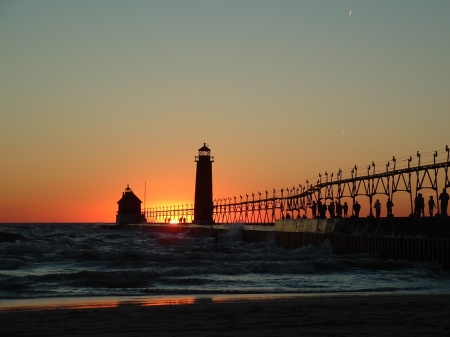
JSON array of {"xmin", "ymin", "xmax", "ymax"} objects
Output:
[{"xmin": 144, "ymin": 146, "xmax": 450, "ymax": 224}]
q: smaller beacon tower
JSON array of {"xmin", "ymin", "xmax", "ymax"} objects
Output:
[
  {"xmin": 194, "ymin": 143, "xmax": 214, "ymax": 224},
  {"xmin": 116, "ymin": 185, "xmax": 146, "ymax": 225}
]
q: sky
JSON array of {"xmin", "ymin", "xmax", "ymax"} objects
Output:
[{"xmin": 1, "ymin": 0, "xmax": 449, "ymax": 222}]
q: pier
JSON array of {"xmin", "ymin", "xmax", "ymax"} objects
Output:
[
  {"xmin": 115, "ymin": 144, "xmax": 450, "ymax": 268},
  {"xmin": 144, "ymin": 146, "xmax": 450, "ymax": 223},
  {"xmin": 275, "ymin": 217, "xmax": 450, "ymax": 268}
]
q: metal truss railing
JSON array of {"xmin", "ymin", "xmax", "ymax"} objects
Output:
[{"xmin": 144, "ymin": 146, "xmax": 450, "ymax": 224}]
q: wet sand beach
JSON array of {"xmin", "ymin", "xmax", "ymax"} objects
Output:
[{"xmin": 1, "ymin": 294, "xmax": 450, "ymax": 336}]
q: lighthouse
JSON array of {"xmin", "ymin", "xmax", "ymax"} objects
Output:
[
  {"xmin": 116, "ymin": 185, "xmax": 147, "ymax": 225},
  {"xmin": 193, "ymin": 143, "xmax": 214, "ymax": 224}
]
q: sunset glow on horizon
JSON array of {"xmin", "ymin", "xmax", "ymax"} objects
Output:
[{"xmin": 1, "ymin": 1, "xmax": 449, "ymax": 222}]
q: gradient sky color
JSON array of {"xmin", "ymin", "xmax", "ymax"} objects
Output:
[{"xmin": 1, "ymin": 1, "xmax": 449, "ymax": 222}]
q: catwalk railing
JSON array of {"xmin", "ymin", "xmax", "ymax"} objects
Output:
[{"xmin": 144, "ymin": 146, "xmax": 450, "ymax": 224}]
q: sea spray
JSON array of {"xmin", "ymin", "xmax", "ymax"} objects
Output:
[{"xmin": 225, "ymin": 224, "xmax": 243, "ymax": 243}]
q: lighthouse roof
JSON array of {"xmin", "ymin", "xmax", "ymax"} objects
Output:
[
  {"xmin": 198, "ymin": 143, "xmax": 210, "ymax": 152},
  {"xmin": 117, "ymin": 185, "xmax": 142, "ymax": 204}
]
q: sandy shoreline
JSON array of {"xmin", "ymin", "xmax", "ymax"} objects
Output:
[{"xmin": 1, "ymin": 294, "xmax": 450, "ymax": 336}]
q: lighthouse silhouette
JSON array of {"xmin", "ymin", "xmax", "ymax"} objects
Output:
[{"xmin": 193, "ymin": 143, "xmax": 214, "ymax": 224}]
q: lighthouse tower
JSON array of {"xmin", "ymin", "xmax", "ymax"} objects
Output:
[{"xmin": 194, "ymin": 143, "xmax": 214, "ymax": 224}]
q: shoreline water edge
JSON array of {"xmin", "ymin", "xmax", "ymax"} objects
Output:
[{"xmin": 1, "ymin": 294, "xmax": 450, "ymax": 336}]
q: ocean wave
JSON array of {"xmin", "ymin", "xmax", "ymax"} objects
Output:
[
  {"xmin": 70, "ymin": 277, "xmax": 149, "ymax": 288},
  {"xmin": 1, "ymin": 240, "xmax": 55, "ymax": 254},
  {"xmin": 0, "ymin": 231, "xmax": 29, "ymax": 243},
  {"xmin": 342, "ymin": 258, "xmax": 412, "ymax": 271},
  {"xmin": 0, "ymin": 258, "xmax": 21, "ymax": 270}
]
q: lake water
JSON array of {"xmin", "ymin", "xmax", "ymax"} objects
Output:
[{"xmin": 1, "ymin": 224, "xmax": 449, "ymax": 302}]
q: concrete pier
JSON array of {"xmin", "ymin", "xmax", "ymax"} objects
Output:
[
  {"xmin": 275, "ymin": 217, "xmax": 450, "ymax": 238},
  {"xmin": 103, "ymin": 223, "xmax": 275, "ymax": 242},
  {"xmin": 275, "ymin": 217, "xmax": 450, "ymax": 268}
]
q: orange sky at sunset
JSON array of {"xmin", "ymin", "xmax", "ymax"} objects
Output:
[{"xmin": 1, "ymin": 1, "xmax": 449, "ymax": 222}]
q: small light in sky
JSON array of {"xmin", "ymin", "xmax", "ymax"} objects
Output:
[
  {"xmin": 349, "ymin": 10, "xmax": 352, "ymax": 16},
  {"xmin": 342, "ymin": 130, "xmax": 345, "ymax": 133}
]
